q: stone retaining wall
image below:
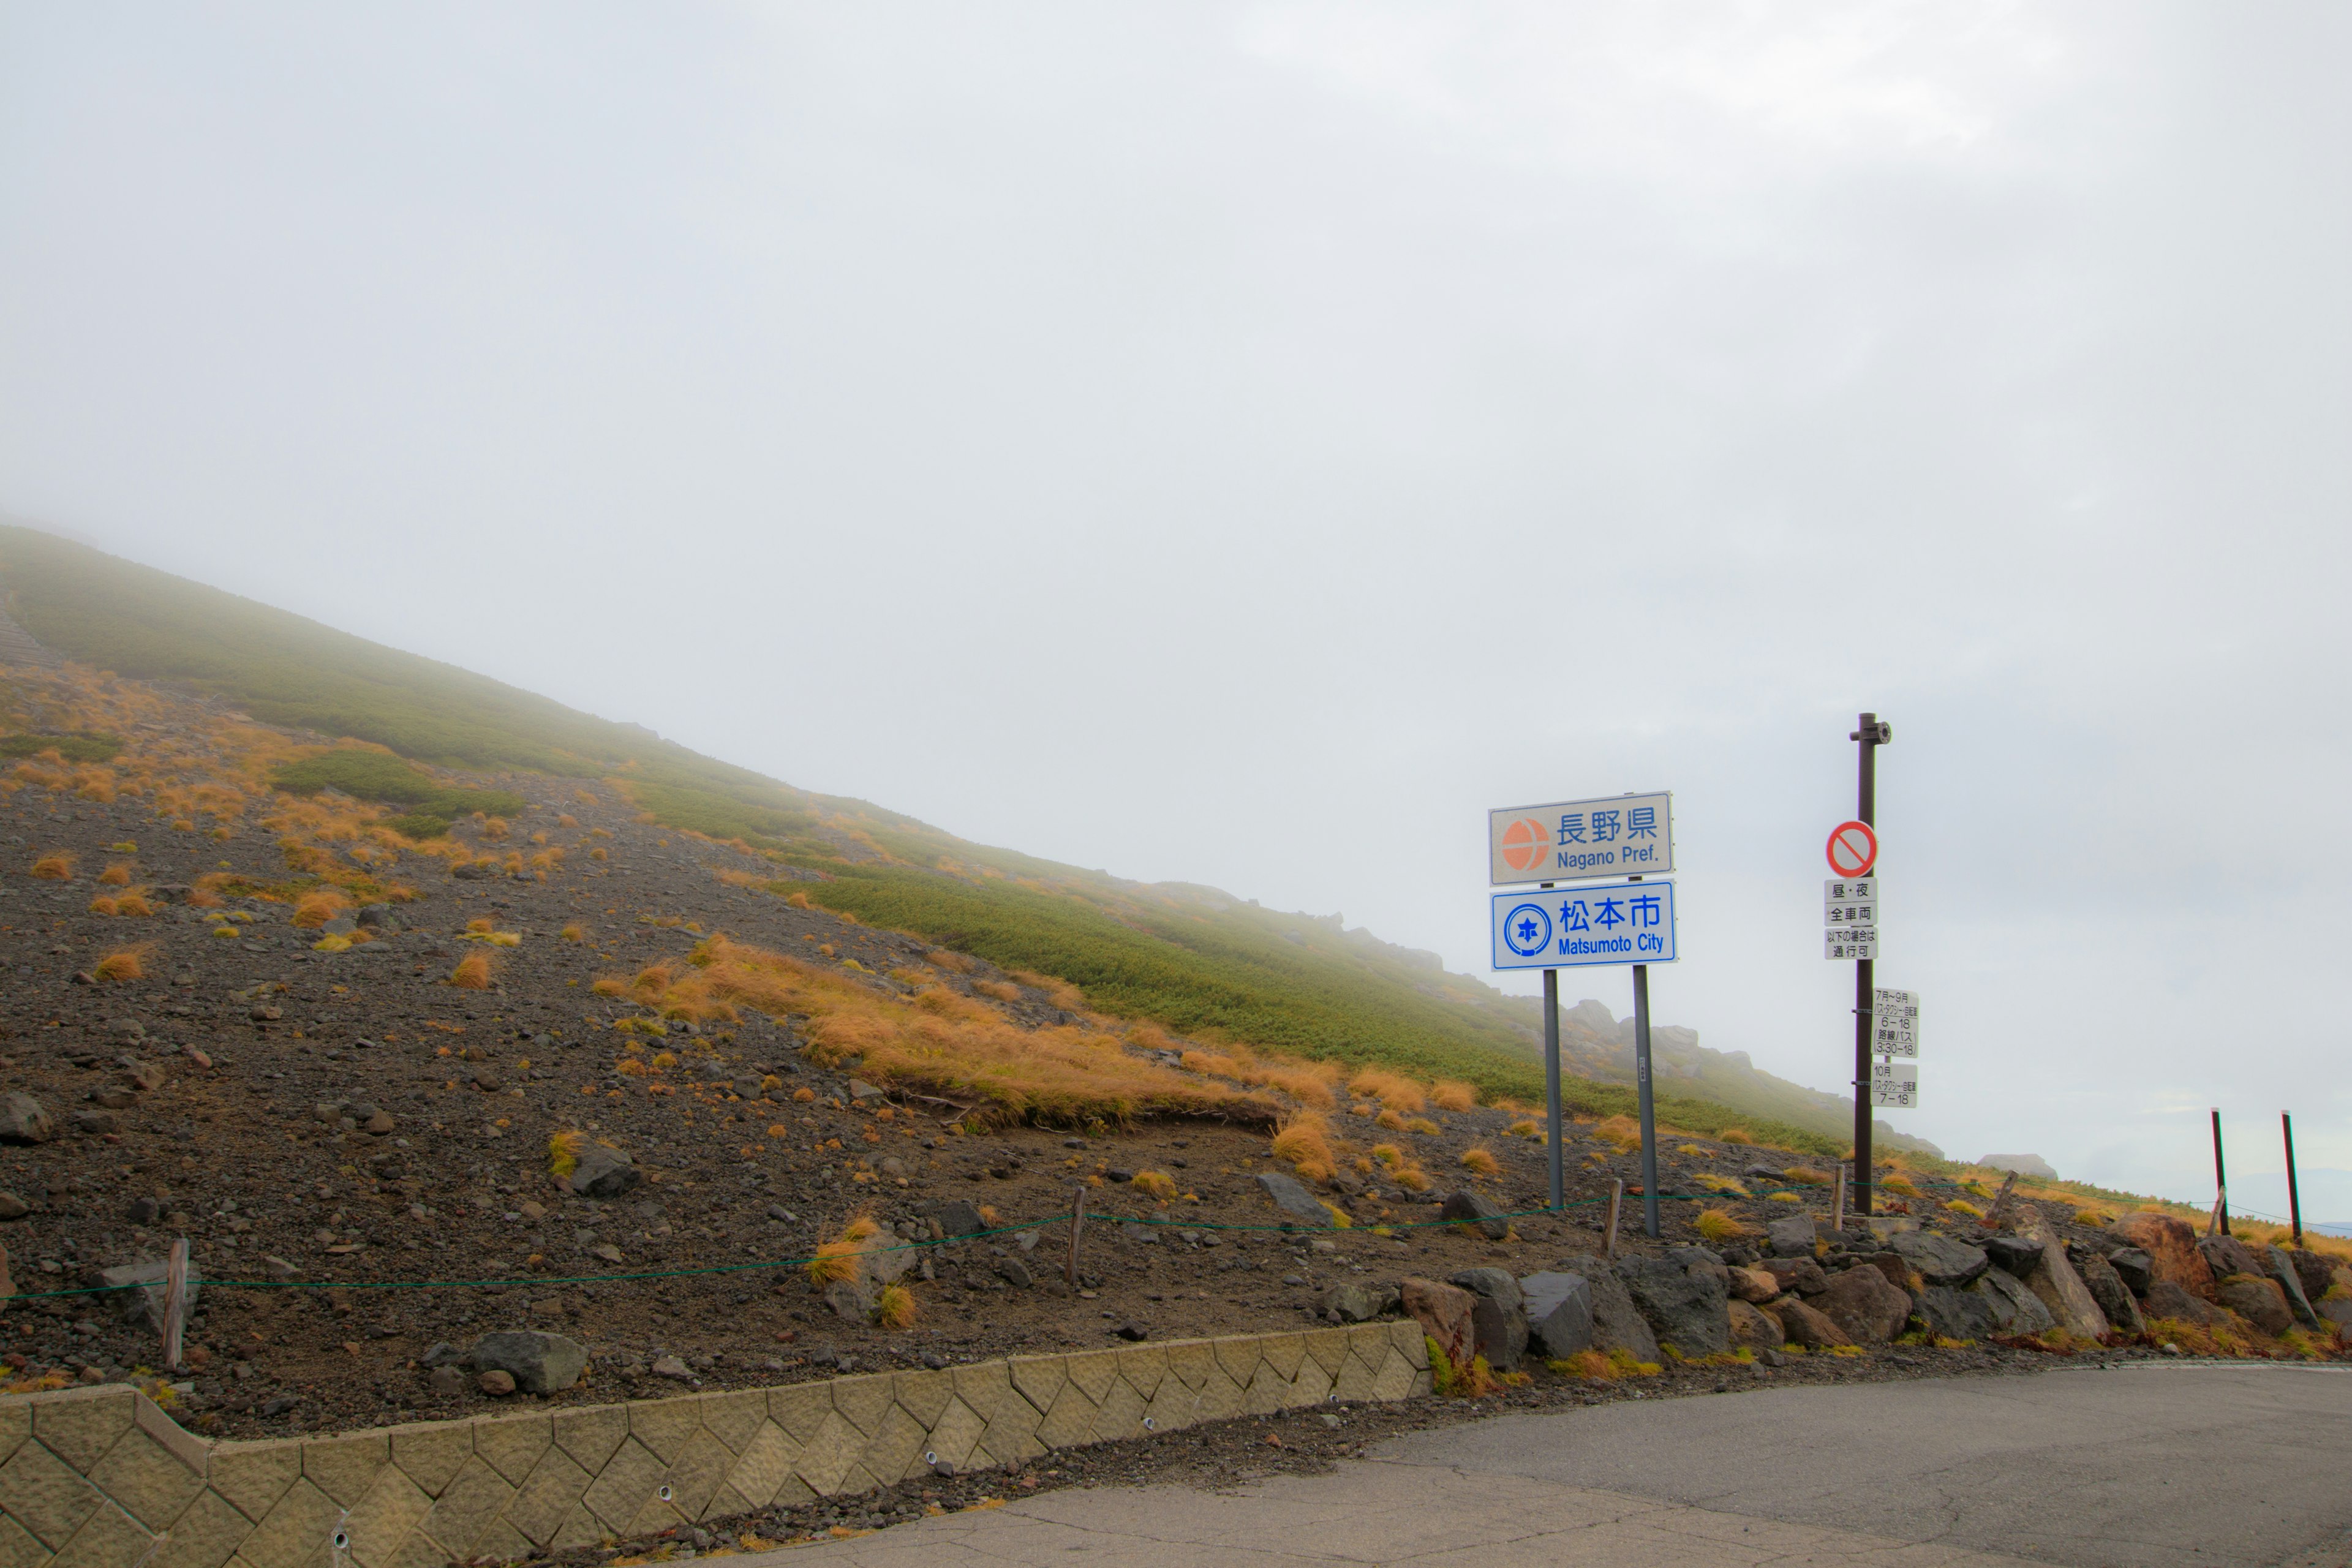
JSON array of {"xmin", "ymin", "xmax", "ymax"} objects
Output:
[{"xmin": 0, "ymin": 1322, "xmax": 1430, "ymax": 1568}]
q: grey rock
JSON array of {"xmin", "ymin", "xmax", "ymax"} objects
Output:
[
  {"xmin": 1914, "ymin": 1284, "xmax": 1999, "ymax": 1343},
  {"xmin": 1519, "ymin": 1271, "xmax": 1596, "ymax": 1360},
  {"xmin": 0, "ymin": 1193, "xmax": 24, "ymax": 1222},
  {"xmin": 1757, "ymin": 1256, "xmax": 1829, "ymax": 1297},
  {"xmin": 2144, "ymin": 1278, "xmax": 2216, "ymax": 1327},
  {"xmin": 1439, "ymin": 1189, "xmax": 1509, "ymax": 1240},
  {"xmin": 1586, "ymin": 1266, "xmax": 1660, "ymax": 1363},
  {"xmin": 823, "ymin": 1279, "xmax": 873, "ymax": 1320},
  {"xmin": 651, "ymin": 1354, "xmax": 695, "ymax": 1381},
  {"xmin": 924, "ymin": 1199, "xmax": 987, "ymax": 1237},
  {"xmin": 1983, "ymin": 1235, "xmax": 2043, "ymax": 1277},
  {"xmin": 1256, "ymin": 1172, "xmax": 1335, "ymax": 1227},
  {"xmin": 1969, "ymin": 1267, "xmax": 2056, "ymax": 1336},
  {"xmin": 1765, "ymin": 1213, "xmax": 1820, "ymax": 1258},
  {"xmin": 427, "ymin": 1366, "xmax": 467, "ymax": 1396},
  {"xmin": 2266, "ymin": 1246, "xmax": 2321, "ymax": 1329},
  {"xmin": 1890, "ymin": 1230, "xmax": 1988, "ymax": 1288},
  {"xmin": 1449, "ymin": 1268, "xmax": 1524, "ymax": 1313},
  {"xmin": 1816, "ymin": 1261, "xmax": 1911, "ymax": 1343},
  {"xmin": 2078, "ymin": 1251, "xmax": 2146, "ymax": 1336},
  {"xmin": 1317, "ymin": 1283, "xmax": 1385, "ymax": 1323},
  {"xmin": 993, "ymin": 1257, "xmax": 1033, "ymax": 1289},
  {"xmin": 1615, "ymin": 1253, "xmax": 1729, "ymax": 1357},
  {"xmin": 2216, "ymin": 1275, "xmax": 2293, "ymax": 1336},
  {"xmin": 766, "ymin": 1204, "xmax": 797, "ymax": 1224},
  {"xmin": 0, "ymin": 1094, "xmax": 54, "ymax": 1145},
  {"xmin": 2107, "ymin": 1247, "xmax": 2154, "ymax": 1295},
  {"xmin": 566, "ymin": 1145, "xmax": 642, "ymax": 1200},
  {"xmin": 70, "ymin": 1110, "xmax": 118, "ymax": 1136},
  {"xmin": 470, "ymin": 1331, "xmax": 588, "ymax": 1394},
  {"xmin": 100, "ymin": 1259, "xmax": 202, "ymax": 1332},
  {"xmin": 847, "ymin": 1079, "xmax": 886, "ymax": 1101},
  {"xmin": 126, "ymin": 1196, "xmax": 159, "ymax": 1224},
  {"xmin": 2197, "ymin": 1234, "xmax": 2264, "ymax": 1281},
  {"xmin": 1469, "ymin": 1294, "xmax": 1529, "ymax": 1372},
  {"xmin": 420, "ymin": 1341, "xmax": 468, "ymax": 1368},
  {"xmin": 2286, "ymin": 1249, "xmax": 2337, "ymax": 1308}
]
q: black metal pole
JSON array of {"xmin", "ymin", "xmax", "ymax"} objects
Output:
[
  {"xmin": 2283, "ymin": 1112, "xmax": 2301, "ymax": 1245},
  {"xmin": 1850, "ymin": 712, "xmax": 1881, "ymax": 1218},
  {"xmin": 2210, "ymin": 1108, "xmax": 2229, "ymax": 1236},
  {"xmin": 1633, "ymin": 961, "xmax": 1659, "ymax": 1238},
  {"xmin": 1542, "ymin": 966, "xmax": 1563, "ymax": 1210}
]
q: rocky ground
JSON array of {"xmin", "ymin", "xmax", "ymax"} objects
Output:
[{"xmin": 0, "ymin": 676, "xmax": 2345, "ymax": 1478}]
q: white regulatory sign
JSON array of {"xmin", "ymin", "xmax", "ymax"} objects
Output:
[
  {"xmin": 1825, "ymin": 930, "xmax": 1878, "ymax": 960},
  {"xmin": 1489, "ymin": 793, "xmax": 1672, "ymax": 885},
  {"xmin": 1869, "ymin": 1059, "xmax": 1918, "ymax": 1108},
  {"xmin": 1493, "ymin": 881, "xmax": 1677, "ymax": 970},
  {"xmin": 1824, "ymin": 878, "xmax": 1877, "ymax": 925},
  {"xmin": 1871, "ymin": 988, "xmax": 1919, "ymax": 1057}
]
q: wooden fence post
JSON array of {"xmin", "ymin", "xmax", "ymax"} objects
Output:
[
  {"xmin": 162, "ymin": 1237, "xmax": 190, "ymax": 1372},
  {"xmin": 1604, "ymin": 1180, "xmax": 1624, "ymax": 1260},
  {"xmin": 1066, "ymin": 1186, "xmax": 1085, "ymax": 1290}
]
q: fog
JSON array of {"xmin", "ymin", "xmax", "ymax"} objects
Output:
[{"xmin": 3, "ymin": 4, "xmax": 2345, "ymax": 1212}]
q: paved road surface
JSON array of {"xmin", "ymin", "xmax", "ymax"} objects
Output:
[{"xmin": 739, "ymin": 1363, "xmax": 2352, "ymax": 1568}]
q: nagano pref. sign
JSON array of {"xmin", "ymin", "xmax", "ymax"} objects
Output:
[{"xmin": 1489, "ymin": 793, "xmax": 1673, "ymax": 884}]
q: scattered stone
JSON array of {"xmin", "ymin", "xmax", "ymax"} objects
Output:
[
  {"xmin": 2144, "ymin": 1279, "xmax": 2215, "ymax": 1327},
  {"xmin": 1725, "ymin": 1265, "xmax": 1778, "ymax": 1303},
  {"xmin": 469, "ymin": 1330, "xmax": 588, "ymax": 1394},
  {"xmin": 1399, "ymin": 1276, "xmax": 1477, "ymax": 1371},
  {"xmin": 1914, "ymin": 1284, "xmax": 1999, "ymax": 1343},
  {"xmin": 476, "ymin": 1370, "xmax": 517, "ymax": 1396},
  {"xmin": 1519, "ymin": 1271, "xmax": 1595, "ymax": 1360},
  {"xmin": 1450, "ymin": 1269, "xmax": 1529, "ymax": 1371},
  {"xmin": 70, "ymin": 1110, "xmax": 118, "ymax": 1136},
  {"xmin": 1889, "ymin": 1230, "xmax": 1988, "ymax": 1289},
  {"xmin": 1115, "ymin": 1321, "xmax": 1149, "ymax": 1341},
  {"xmin": 1726, "ymin": 1298, "xmax": 1784, "ymax": 1349},
  {"xmin": 127, "ymin": 1196, "xmax": 160, "ymax": 1224},
  {"xmin": 2075, "ymin": 1251, "xmax": 2145, "ymax": 1335},
  {"xmin": 0, "ymin": 1194, "xmax": 24, "ymax": 1222},
  {"xmin": 1316, "ymin": 1283, "xmax": 1391, "ymax": 1324},
  {"xmin": 428, "ymin": 1366, "xmax": 467, "ymax": 1396},
  {"xmin": 1256, "ymin": 1172, "xmax": 1336, "ymax": 1227},
  {"xmin": 1816, "ymin": 1262, "xmax": 1911, "ymax": 1343},
  {"xmin": 2105, "ymin": 1214, "xmax": 2214, "ymax": 1300},
  {"xmin": 1765, "ymin": 1213, "xmax": 1820, "ymax": 1258},
  {"xmin": 1771, "ymin": 1296, "xmax": 1853, "ymax": 1350},
  {"xmin": 98, "ymin": 1258, "xmax": 202, "ymax": 1332},
  {"xmin": 2196, "ymin": 1234, "xmax": 2264, "ymax": 1281},
  {"xmin": 1615, "ymin": 1253, "xmax": 1729, "ymax": 1357},
  {"xmin": 2106, "ymin": 1247, "xmax": 2155, "ymax": 1296},
  {"xmin": 822, "ymin": 1280, "xmax": 872, "ymax": 1321},
  {"xmin": 847, "ymin": 1080, "xmax": 886, "ymax": 1101},
  {"xmin": 2215, "ymin": 1276, "xmax": 2293, "ymax": 1337},
  {"xmin": 1757, "ymin": 1256, "xmax": 1828, "ymax": 1297},
  {"xmin": 1983, "ymin": 1235, "xmax": 2042, "ymax": 1277},
  {"xmin": 1438, "ymin": 1189, "xmax": 1509, "ymax": 1241},
  {"xmin": 652, "ymin": 1355, "xmax": 695, "ymax": 1381},
  {"xmin": 567, "ymin": 1145, "xmax": 642, "ymax": 1200},
  {"xmin": 2285, "ymin": 1250, "xmax": 2337, "ymax": 1310},
  {"xmin": 120, "ymin": 1060, "xmax": 166, "ymax": 1091},
  {"xmin": 1969, "ymin": 1267, "xmax": 2056, "ymax": 1336},
  {"xmin": 0, "ymin": 1094, "xmax": 54, "ymax": 1145},
  {"xmin": 420, "ymin": 1341, "xmax": 467, "ymax": 1367},
  {"xmin": 922, "ymin": 1199, "xmax": 987, "ymax": 1237},
  {"xmin": 993, "ymin": 1257, "xmax": 1032, "ymax": 1290}
]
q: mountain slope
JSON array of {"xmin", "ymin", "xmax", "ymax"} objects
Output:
[{"xmin": 0, "ymin": 521, "xmax": 1915, "ymax": 1155}]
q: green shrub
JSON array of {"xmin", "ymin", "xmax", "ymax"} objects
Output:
[
  {"xmin": 272, "ymin": 752, "xmax": 524, "ymax": 818},
  {"xmin": 0, "ymin": 733, "xmax": 121, "ymax": 762}
]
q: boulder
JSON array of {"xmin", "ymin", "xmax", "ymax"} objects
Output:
[
  {"xmin": 2198, "ymin": 1234, "xmax": 2264, "ymax": 1282},
  {"xmin": 1773, "ymin": 1297, "xmax": 1853, "ymax": 1349},
  {"xmin": 2076, "ymin": 1252, "xmax": 2145, "ymax": 1336},
  {"xmin": 566, "ymin": 1145, "xmax": 642, "ymax": 1200},
  {"xmin": 2215, "ymin": 1276, "xmax": 2293, "ymax": 1338},
  {"xmin": 1983, "ymin": 1235, "xmax": 2043, "ymax": 1276},
  {"xmin": 1765, "ymin": 1213, "xmax": 1821, "ymax": 1258},
  {"xmin": 822, "ymin": 1279, "xmax": 873, "ymax": 1321},
  {"xmin": 2011, "ymin": 1211, "xmax": 2109, "ymax": 1339},
  {"xmin": 1856, "ymin": 1253, "xmax": 1912, "ymax": 1296},
  {"xmin": 1451, "ymin": 1268, "xmax": 1529, "ymax": 1371},
  {"xmin": 1757, "ymin": 1256, "xmax": 1829, "ymax": 1297},
  {"xmin": 1890, "ymin": 1231, "xmax": 1988, "ymax": 1289},
  {"xmin": 2106, "ymin": 1247, "xmax": 2155, "ymax": 1296},
  {"xmin": 1519, "ymin": 1272, "xmax": 1595, "ymax": 1360},
  {"xmin": 1400, "ymin": 1276, "xmax": 1477, "ymax": 1372},
  {"xmin": 1440, "ymin": 1189, "xmax": 1510, "ymax": 1241},
  {"xmin": 2285, "ymin": 1250, "xmax": 2337, "ymax": 1308},
  {"xmin": 0, "ymin": 1095, "xmax": 54, "ymax": 1145},
  {"xmin": 469, "ymin": 1330, "xmax": 588, "ymax": 1394},
  {"xmin": 1914, "ymin": 1285, "xmax": 1999, "ymax": 1343},
  {"xmin": 923, "ymin": 1199, "xmax": 987, "ymax": 1238},
  {"xmin": 1256, "ymin": 1172, "xmax": 1335, "ymax": 1227},
  {"xmin": 1317, "ymin": 1283, "xmax": 1389, "ymax": 1324},
  {"xmin": 1817, "ymin": 1264, "xmax": 1911, "ymax": 1343},
  {"xmin": 99, "ymin": 1259, "xmax": 202, "ymax": 1332},
  {"xmin": 1969, "ymin": 1268, "xmax": 2056, "ymax": 1336},
  {"xmin": 1726, "ymin": 1265, "xmax": 1779, "ymax": 1304},
  {"xmin": 2317, "ymin": 1298, "xmax": 2352, "ymax": 1343},
  {"xmin": 1586, "ymin": 1265, "xmax": 1662, "ymax": 1363},
  {"xmin": 2144, "ymin": 1279, "xmax": 2215, "ymax": 1327},
  {"xmin": 1615, "ymin": 1253, "xmax": 1729, "ymax": 1358},
  {"xmin": 2105, "ymin": 1215, "xmax": 2213, "ymax": 1300},
  {"xmin": 1727, "ymin": 1298, "xmax": 1784, "ymax": 1350},
  {"xmin": 2264, "ymin": 1246, "xmax": 2320, "ymax": 1329}
]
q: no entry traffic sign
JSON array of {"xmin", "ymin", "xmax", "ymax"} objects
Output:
[{"xmin": 1825, "ymin": 820, "xmax": 1878, "ymax": 878}]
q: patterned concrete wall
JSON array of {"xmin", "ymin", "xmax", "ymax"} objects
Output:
[{"xmin": 0, "ymin": 1322, "xmax": 1429, "ymax": 1568}]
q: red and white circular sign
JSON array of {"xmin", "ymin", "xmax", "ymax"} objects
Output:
[{"xmin": 1826, "ymin": 820, "xmax": 1879, "ymax": 878}]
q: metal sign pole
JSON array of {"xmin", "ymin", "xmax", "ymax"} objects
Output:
[
  {"xmin": 2283, "ymin": 1112, "xmax": 2302, "ymax": 1245},
  {"xmin": 1542, "ymin": 967, "xmax": 1564, "ymax": 1210},
  {"xmin": 1632, "ymin": 960, "xmax": 1659, "ymax": 1238},
  {"xmin": 2209, "ymin": 1109, "xmax": 2229, "ymax": 1236},
  {"xmin": 1849, "ymin": 712, "xmax": 1890, "ymax": 1218}
]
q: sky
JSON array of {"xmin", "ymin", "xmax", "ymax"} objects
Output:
[{"xmin": 2, "ymin": 3, "xmax": 2347, "ymax": 1216}]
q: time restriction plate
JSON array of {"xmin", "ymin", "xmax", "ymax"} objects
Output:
[
  {"xmin": 1869, "ymin": 1060, "xmax": 1919, "ymax": 1109},
  {"xmin": 1871, "ymin": 988, "xmax": 1920, "ymax": 1058}
]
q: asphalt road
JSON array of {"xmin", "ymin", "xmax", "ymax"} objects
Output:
[{"xmin": 739, "ymin": 1363, "xmax": 2352, "ymax": 1568}]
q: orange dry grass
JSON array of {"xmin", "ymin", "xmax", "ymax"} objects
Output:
[
  {"xmin": 1460, "ymin": 1147, "xmax": 1501, "ymax": 1176},
  {"xmin": 97, "ymin": 862, "xmax": 133, "ymax": 887},
  {"xmin": 974, "ymin": 981, "xmax": 1021, "ymax": 1004},
  {"xmin": 1594, "ymin": 1115, "xmax": 1644, "ymax": 1153},
  {"xmin": 30, "ymin": 853, "xmax": 74, "ymax": 880},
  {"xmin": 94, "ymin": 947, "xmax": 151, "ymax": 983},
  {"xmin": 638, "ymin": 936, "xmax": 1276, "ymax": 1128},
  {"xmin": 1721, "ymin": 1128, "xmax": 1754, "ymax": 1145},
  {"xmin": 292, "ymin": 890, "xmax": 353, "ymax": 929},
  {"xmin": 1694, "ymin": 1207, "xmax": 1753, "ymax": 1245},
  {"xmin": 1430, "ymin": 1080, "xmax": 1479, "ymax": 1112},
  {"xmin": 1348, "ymin": 1068, "xmax": 1427, "ymax": 1113},
  {"xmin": 807, "ymin": 1215, "xmax": 881, "ymax": 1285},
  {"xmin": 1010, "ymin": 970, "xmax": 1086, "ymax": 1011},
  {"xmin": 1132, "ymin": 1170, "xmax": 1180, "ymax": 1202},
  {"xmin": 451, "ymin": 952, "xmax": 494, "ymax": 989},
  {"xmin": 1271, "ymin": 1110, "xmax": 1337, "ymax": 1183},
  {"xmin": 873, "ymin": 1284, "xmax": 918, "ymax": 1330}
]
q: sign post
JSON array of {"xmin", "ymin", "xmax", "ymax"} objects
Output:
[
  {"xmin": 1842, "ymin": 714, "xmax": 1890, "ymax": 1215},
  {"xmin": 1492, "ymin": 843, "xmax": 1678, "ymax": 1237}
]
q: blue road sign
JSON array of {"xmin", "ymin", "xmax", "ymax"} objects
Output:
[{"xmin": 1491, "ymin": 881, "xmax": 1677, "ymax": 971}]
